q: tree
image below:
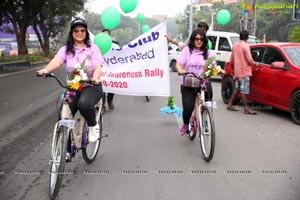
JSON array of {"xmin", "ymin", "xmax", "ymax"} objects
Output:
[
  {"xmin": 288, "ymin": 26, "xmax": 300, "ymax": 42},
  {"xmin": 32, "ymin": 0, "xmax": 87, "ymax": 56},
  {"xmin": 1, "ymin": 0, "xmax": 46, "ymax": 55}
]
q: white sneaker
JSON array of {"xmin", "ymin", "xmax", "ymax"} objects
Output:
[{"xmin": 88, "ymin": 124, "xmax": 100, "ymax": 143}]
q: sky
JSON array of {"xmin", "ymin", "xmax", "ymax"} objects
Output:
[{"xmin": 85, "ymin": 0, "xmax": 192, "ymax": 18}]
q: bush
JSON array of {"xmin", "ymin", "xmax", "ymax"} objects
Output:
[{"xmin": 0, "ymin": 53, "xmax": 52, "ymax": 63}]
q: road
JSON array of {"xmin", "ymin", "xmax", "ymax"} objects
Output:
[{"xmin": 0, "ymin": 69, "xmax": 300, "ymax": 200}]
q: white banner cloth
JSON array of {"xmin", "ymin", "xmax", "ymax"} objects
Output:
[{"xmin": 101, "ymin": 21, "xmax": 170, "ymax": 96}]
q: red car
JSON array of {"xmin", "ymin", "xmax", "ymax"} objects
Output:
[{"xmin": 221, "ymin": 43, "xmax": 300, "ymax": 125}]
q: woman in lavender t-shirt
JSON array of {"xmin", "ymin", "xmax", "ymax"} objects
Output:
[
  {"xmin": 37, "ymin": 18, "xmax": 103, "ymax": 143},
  {"xmin": 176, "ymin": 29, "xmax": 213, "ymax": 136}
]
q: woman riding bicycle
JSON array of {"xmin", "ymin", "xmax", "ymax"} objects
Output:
[
  {"xmin": 37, "ymin": 18, "xmax": 103, "ymax": 143},
  {"xmin": 176, "ymin": 29, "xmax": 213, "ymax": 136}
]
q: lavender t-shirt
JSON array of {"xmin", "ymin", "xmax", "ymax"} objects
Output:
[
  {"xmin": 176, "ymin": 46, "xmax": 212, "ymax": 85},
  {"xmin": 55, "ymin": 44, "xmax": 104, "ymax": 79}
]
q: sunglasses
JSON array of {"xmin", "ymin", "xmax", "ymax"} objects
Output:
[
  {"xmin": 194, "ymin": 37, "xmax": 204, "ymax": 42},
  {"xmin": 73, "ymin": 29, "xmax": 86, "ymax": 33}
]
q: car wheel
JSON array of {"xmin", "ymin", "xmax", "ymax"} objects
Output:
[
  {"xmin": 221, "ymin": 76, "xmax": 240, "ymax": 105},
  {"xmin": 170, "ymin": 60, "xmax": 176, "ymax": 72},
  {"xmin": 290, "ymin": 91, "xmax": 300, "ymax": 125}
]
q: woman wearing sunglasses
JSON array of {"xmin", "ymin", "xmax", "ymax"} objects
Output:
[
  {"xmin": 176, "ymin": 29, "xmax": 213, "ymax": 136},
  {"xmin": 37, "ymin": 18, "xmax": 103, "ymax": 143}
]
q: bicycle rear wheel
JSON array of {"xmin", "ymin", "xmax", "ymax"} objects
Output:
[
  {"xmin": 82, "ymin": 106, "xmax": 102, "ymax": 163},
  {"xmin": 49, "ymin": 125, "xmax": 68, "ymax": 200},
  {"xmin": 198, "ymin": 106, "xmax": 215, "ymax": 162}
]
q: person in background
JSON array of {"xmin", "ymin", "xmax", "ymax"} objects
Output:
[
  {"xmin": 101, "ymin": 29, "xmax": 119, "ymax": 113},
  {"xmin": 37, "ymin": 18, "xmax": 103, "ymax": 142},
  {"xmin": 166, "ymin": 21, "xmax": 209, "ymax": 49},
  {"xmin": 226, "ymin": 30, "xmax": 258, "ymax": 115},
  {"xmin": 176, "ymin": 29, "xmax": 213, "ymax": 135}
]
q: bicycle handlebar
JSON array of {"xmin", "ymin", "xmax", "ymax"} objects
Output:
[
  {"xmin": 36, "ymin": 72, "xmax": 99, "ymax": 89},
  {"xmin": 178, "ymin": 72, "xmax": 203, "ymax": 81}
]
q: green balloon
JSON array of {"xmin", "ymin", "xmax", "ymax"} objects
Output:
[
  {"xmin": 216, "ymin": 9, "xmax": 231, "ymax": 25},
  {"xmin": 93, "ymin": 32, "xmax": 112, "ymax": 55},
  {"xmin": 120, "ymin": 0, "xmax": 137, "ymax": 13},
  {"xmin": 208, "ymin": 39, "xmax": 212, "ymax": 49},
  {"xmin": 101, "ymin": 7, "xmax": 121, "ymax": 30},
  {"xmin": 137, "ymin": 13, "xmax": 145, "ymax": 23},
  {"xmin": 141, "ymin": 25, "xmax": 150, "ymax": 33}
]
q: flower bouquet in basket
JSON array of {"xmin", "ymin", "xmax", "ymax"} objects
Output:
[
  {"xmin": 67, "ymin": 58, "xmax": 88, "ymax": 92},
  {"xmin": 202, "ymin": 56, "xmax": 222, "ymax": 79}
]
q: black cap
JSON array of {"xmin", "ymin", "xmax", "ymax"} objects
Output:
[{"xmin": 70, "ymin": 18, "xmax": 87, "ymax": 29}]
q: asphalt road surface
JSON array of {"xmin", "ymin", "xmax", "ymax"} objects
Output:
[{"xmin": 0, "ymin": 68, "xmax": 300, "ymax": 200}]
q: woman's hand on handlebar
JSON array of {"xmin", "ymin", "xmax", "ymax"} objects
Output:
[
  {"xmin": 90, "ymin": 78, "xmax": 100, "ymax": 86},
  {"xmin": 177, "ymin": 69, "xmax": 186, "ymax": 75},
  {"xmin": 36, "ymin": 68, "xmax": 49, "ymax": 78}
]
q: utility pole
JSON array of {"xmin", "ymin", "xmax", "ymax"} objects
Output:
[{"xmin": 240, "ymin": 0, "xmax": 257, "ymax": 36}]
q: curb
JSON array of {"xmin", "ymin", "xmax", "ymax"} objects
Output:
[{"xmin": 0, "ymin": 60, "xmax": 48, "ymax": 74}]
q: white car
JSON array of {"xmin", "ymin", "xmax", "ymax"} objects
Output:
[{"xmin": 206, "ymin": 31, "xmax": 257, "ymax": 69}]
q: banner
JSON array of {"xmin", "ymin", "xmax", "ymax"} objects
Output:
[{"xmin": 101, "ymin": 21, "xmax": 170, "ymax": 96}]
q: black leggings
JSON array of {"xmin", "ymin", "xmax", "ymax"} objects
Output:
[
  {"xmin": 181, "ymin": 79, "xmax": 213, "ymax": 125},
  {"xmin": 68, "ymin": 84, "xmax": 103, "ymax": 126}
]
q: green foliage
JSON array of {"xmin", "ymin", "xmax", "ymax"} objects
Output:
[
  {"xmin": 167, "ymin": 96, "xmax": 175, "ymax": 109},
  {"xmin": 288, "ymin": 26, "xmax": 300, "ymax": 42},
  {"xmin": 0, "ymin": 54, "xmax": 50, "ymax": 63}
]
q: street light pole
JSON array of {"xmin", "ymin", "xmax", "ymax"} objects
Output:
[
  {"xmin": 210, "ymin": 10, "xmax": 214, "ymax": 31},
  {"xmin": 189, "ymin": 0, "xmax": 193, "ymax": 36}
]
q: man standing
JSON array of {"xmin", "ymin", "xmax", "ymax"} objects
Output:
[{"xmin": 226, "ymin": 30, "xmax": 257, "ymax": 115}]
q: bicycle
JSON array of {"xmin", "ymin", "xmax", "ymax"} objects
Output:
[
  {"xmin": 37, "ymin": 73, "xmax": 106, "ymax": 200},
  {"xmin": 179, "ymin": 72, "xmax": 215, "ymax": 162}
]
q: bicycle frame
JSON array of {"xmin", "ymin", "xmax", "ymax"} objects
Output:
[
  {"xmin": 53, "ymin": 94, "xmax": 103, "ymax": 158},
  {"xmin": 194, "ymin": 89, "xmax": 205, "ymax": 138}
]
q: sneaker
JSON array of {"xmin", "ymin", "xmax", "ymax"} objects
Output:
[
  {"xmin": 88, "ymin": 124, "xmax": 100, "ymax": 143},
  {"xmin": 65, "ymin": 152, "xmax": 72, "ymax": 163},
  {"xmin": 108, "ymin": 102, "xmax": 115, "ymax": 109},
  {"xmin": 179, "ymin": 124, "xmax": 188, "ymax": 136}
]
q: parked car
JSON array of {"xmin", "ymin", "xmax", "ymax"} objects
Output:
[
  {"xmin": 206, "ymin": 31, "xmax": 257, "ymax": 69},
  {"xmin": 221, "ymin": 42, "xmax": 300, "ymax": 125},
  {"xmin": 168, "ymin": 44, "xmax": 181, "ymax": 72}
]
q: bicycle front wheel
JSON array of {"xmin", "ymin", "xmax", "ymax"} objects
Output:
[
  {"xmin": 198, "ymin": 106, "xmax": 215, "ymax": 162},
  {"xmin": 49, "ymin": 125, "xmax": 68, "ymax": 200},
  {"xmin": 82, "ymin": 108, "xmax": 102, "ymax": 164}
]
